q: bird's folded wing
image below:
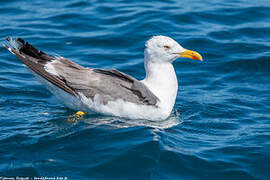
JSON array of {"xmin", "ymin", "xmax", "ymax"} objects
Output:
[
  {"xmin": 91, "ymin": 69, "xmax": 159, "ymax": 105},
  {"xmin": 4, "ymin": 37, "xmax": 159, "ymax": 106}
]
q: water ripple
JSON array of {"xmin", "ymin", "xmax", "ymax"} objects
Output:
[{"xmin": 0, "ymin": 0, "xmax": 270, "ymax": 179}]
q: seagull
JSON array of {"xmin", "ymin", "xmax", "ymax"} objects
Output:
[{"xmin": 4, "ymin": 36, "xmax": 202, "ymax": 120}]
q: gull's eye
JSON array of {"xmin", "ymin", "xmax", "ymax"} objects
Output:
[{"xmin": 164, "ymin": 45, "xmax": 170, "ymax": 50}]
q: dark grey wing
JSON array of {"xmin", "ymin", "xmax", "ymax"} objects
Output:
[
  {"xmin": 46, "ymin": 63, "xmax": 159, "ymax": 106},
  {"xmin": 50, "ymin": 66, "xmax": 159, "ymax": 106},
  {"xmin": 92, "ymin": 69, "xmax": 159, "ymax": 105}
]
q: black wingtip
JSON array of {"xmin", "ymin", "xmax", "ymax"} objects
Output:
[
  {"xmin": 17, "ymin": 38, "xmax": 25, "ymax": 45},
  {"xmin": 5, "ymin": 37, "xmax": 55, "ymax": 62},
  {"xmin": 6, "ymin": 37, "xmax": 11, "ymax": 42}
]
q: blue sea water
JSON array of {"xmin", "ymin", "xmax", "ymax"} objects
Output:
[{"xmin": 0, "ymin": 0, "xmax": 270, "ymax": 179}]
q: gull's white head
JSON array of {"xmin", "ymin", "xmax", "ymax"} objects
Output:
[{"xmin": 144, "ymin": 35, "xmax": 202, "ymax": 63}]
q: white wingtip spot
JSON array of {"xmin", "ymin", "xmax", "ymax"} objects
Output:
[
  {"xmin": 44, "ymin": 60, "xmax": 59, "ymax": 76},
  {"xmin": 3, "ymin": 43, "xmax": 14, "ymax": 54}
]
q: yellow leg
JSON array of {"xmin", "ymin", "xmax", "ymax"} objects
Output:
[
  {"xmin": 74, "ymin": 111, "xmax": 87, "ymax": 116},
  {"xmin": 67, "ymin": 111, "xmax": 87, "ymax": 122}
]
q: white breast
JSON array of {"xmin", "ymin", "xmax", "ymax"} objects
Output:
[{"xmin": 141, "ymin": 62, "xmax": 178, "ymax": 117}]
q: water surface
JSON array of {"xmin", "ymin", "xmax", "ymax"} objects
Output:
[{"xmin": 0, "ymin": 0, "xmax": 270, "ymax": 179}]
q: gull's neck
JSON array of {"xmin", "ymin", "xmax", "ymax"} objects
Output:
[{"xmin": 141, "ymin": 58, "xmax": 178, "ymax": 113}]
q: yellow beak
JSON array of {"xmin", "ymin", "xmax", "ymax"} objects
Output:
[{"xmin": 178, "ymin": 49, "xmax": 203, "ymax": 61}]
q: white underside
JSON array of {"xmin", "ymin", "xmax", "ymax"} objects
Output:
[{"xmin": 30, "ymin": 70, "xmax": 171, "ymax": 120}]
